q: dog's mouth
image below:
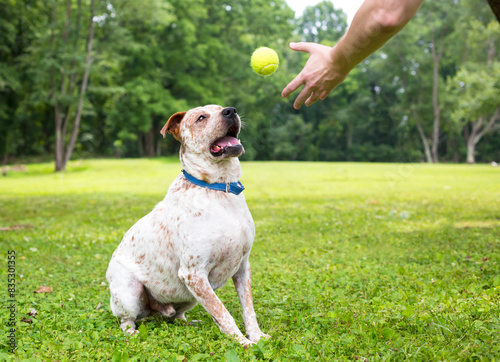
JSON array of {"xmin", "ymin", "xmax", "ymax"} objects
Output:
[{"xmin": 210, "ymin": 125, "xmax": 244, "ymax": 157}]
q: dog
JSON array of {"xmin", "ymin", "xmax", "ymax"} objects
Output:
[{"xmin": 106, "ymin": 105, "xmax": 268, "ymax": 347}]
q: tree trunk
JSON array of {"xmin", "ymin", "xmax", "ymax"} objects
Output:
[
  {"xmin": 346, "ymin": 123, "xmax": 353, "ymax": 161},
  {"xmin": 430, "ymin": 36, "xmax": 442, "ymax": 164},
  {"xmin": 55, "ymin": 109, "xmax": 65, "ymax": 171},
  {"xmin": 53, "ymin": 1, "xmax": 66, "ymax": 172},
  {"xmin": 138, "ymin": 136, "xmax": 144, "ymax": 157},
  {"xmin": 59, "ymin": 0, "xmax": 95, "ymax": 170},
  {"xmin": 452, "ymin": 137, "xmax": 459, "ymax": 163},
  {"xmin": 466, "ymin": 138, "xmax": 475, "ymax": 164},
  {"xmin": 61, "ymin": 0, "xmax": 83, "ymax": 146},
  {"xmin": 56, "ymin": 0, "xmax": 73, "ymax": 171},
  {"xmin": 144, "ymin": 128, "xmax": 155, "ymax": 157},
  {"xmin": 415, "ymin": 119, "xmax": 433, "ymax": 163},
  {"xmin": 156, "ymin": 137, "xmax": 162, "ymax": 157},
  {"xmin": 464, "ymin": 110, "xmax": 500, "ymax": 164}
]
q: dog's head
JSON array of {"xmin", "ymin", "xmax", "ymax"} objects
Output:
[{"xmin": 161, "ymin": 105, "xmax": 244, "ymax": 160}]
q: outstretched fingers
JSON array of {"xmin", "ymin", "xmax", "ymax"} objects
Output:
[
  {"xmin": 282, "ymin": 72, "xmax": 305, "ymax": 99},
  {"xmin": 293, "ymin": 85, "xmax": 314, "ymax": 110},
  {"xmin": 281, "ymin": 42, "xmax": 315, "ymax": 99},
  {"xmin": 305, "ymin": 91, "xmax": 322, "ymax": 107}
]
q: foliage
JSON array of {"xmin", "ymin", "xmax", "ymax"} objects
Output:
[
  {"xmin": 444, "ymin": 18, "xmax": 500, "ymax": 163},
  {"xmin": 448, "ymin": 62, "xmax": 500, "ymax": 121},
  {"xmin": 0, "ymin": 0, "xmax": 499, "ymax": 164},
  {"xmin": 295, "ymin": 1, "xmax": 347, "ymax": 43},
  {"xmin": 1, "ymin": 159, "xmax": 500, "ymax": 360}
]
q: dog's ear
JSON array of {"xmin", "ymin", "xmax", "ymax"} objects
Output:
[{"xmin": 161, "ymin": 111, "xmax": 186, "ymax": 140}]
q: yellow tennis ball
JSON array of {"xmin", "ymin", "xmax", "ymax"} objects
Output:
[{"xmin": 251, "ymin": 47, "xmax": 279, "ymax": 76}]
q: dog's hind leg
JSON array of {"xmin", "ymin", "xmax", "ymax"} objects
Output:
[
  {"xmin": 148, "ymin": 295, "xmax": 177, "ymax": 318},
  {"xmin": 169, "ymin": 301, "xmax": 197, "ymax": 321},
  {"xmin": 106, "ymin": 258, "xmax": 150, "ymax": 334}
]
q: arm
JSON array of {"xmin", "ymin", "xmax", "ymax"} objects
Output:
[{"xmin": 282, "ymin": 0, "xmax": 424, "ymax": 109}]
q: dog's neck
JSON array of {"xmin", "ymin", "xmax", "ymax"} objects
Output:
[{"xmin": 180, "ymin": 147, "xmax": 242, "ymax": 184}]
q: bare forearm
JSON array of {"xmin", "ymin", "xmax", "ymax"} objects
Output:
[
  {"xmin": 331, "ymin": 0, "xmax": 424, "ymax": 73},
  {"xmin": 282, "ymin": 0, "xmax": 424, "ymax": 109}
]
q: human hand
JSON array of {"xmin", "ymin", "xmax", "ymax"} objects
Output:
[{"xmin": 282, "ymin": 42, "xmax": 349, "ymax": 110}]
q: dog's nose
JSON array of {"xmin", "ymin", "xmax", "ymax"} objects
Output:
[{"xmin": 222, "ymin": 107, "xmax": 237, "ymax": 118}]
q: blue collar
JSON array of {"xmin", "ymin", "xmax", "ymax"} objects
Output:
[{"xmin": 182, "ymin": 170, "xmax": 245, "ymax": 195}]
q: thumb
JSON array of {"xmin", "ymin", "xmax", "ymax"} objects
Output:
[{"xmin": 289, "ymin": 42, "xmax": 315, "ymax": 53}]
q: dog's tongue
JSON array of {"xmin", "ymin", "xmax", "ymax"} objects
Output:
[{"xmin": 214, "ymin": 136, "xmax": 239, "ymax": 148}]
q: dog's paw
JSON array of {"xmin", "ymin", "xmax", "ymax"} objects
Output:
[
  {"xmin": 121, "ymin": 326, "xmax": 138, "ymax": 335},
  {"xmin": 239, "ymin": 337, "xmax": 255, "ymax": 349},
  {"xmin": 120, "ymin": 321, "xmax": 138, "ymax": 335},
  {"xmin": 247, "ymin": 331, "xmax": 270, "ymax": 343},
  {"xmin": 125, "ymin": 328, "xmax": 139, "ymax": 336},
  {"xmin": 187, "ymin": 319, "xmax": 202, "ymax": 326},
  {"xmin": 168, "ymin": 312, "xmax": 188, "ymax": 323}
]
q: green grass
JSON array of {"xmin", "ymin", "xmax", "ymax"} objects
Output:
[{"xmin": 1, "ymin": 159, "xmax": 499, "ymax": 361}]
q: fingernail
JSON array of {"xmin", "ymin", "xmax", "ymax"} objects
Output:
[{"xmin": 290, "ymin": 42, "xmax": 295, "ymax": 47}]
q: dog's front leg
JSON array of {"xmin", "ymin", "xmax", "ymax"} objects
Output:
[
  {"xmin": 179, "ymin": 269, "xmax": 252, "ymax": 347},
  {"xmin": 232, "ymin": 260, "xmax": 270, "ymax": 343}
]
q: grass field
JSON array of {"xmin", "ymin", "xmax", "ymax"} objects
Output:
[{"xmin": 1, "ymin": 159, "xmax": 499, "ymax": 361}]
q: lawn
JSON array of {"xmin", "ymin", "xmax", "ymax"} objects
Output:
[{"xmin": 0, "ymin": 159, "xmax": 499, "ymax": 361}]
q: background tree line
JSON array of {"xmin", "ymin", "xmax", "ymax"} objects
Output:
[{"xmin": 0, "ymin": 0, "xmax": 499, "ymax": 171}]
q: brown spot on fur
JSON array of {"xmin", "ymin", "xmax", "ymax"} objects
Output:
[
  {"xmin": 244, "ymin": 273, "xmax": 254, "ymax": 309},
  {"xmin": 199, "ymin": 171, "xmax": 210, "ymax": 183},
  {"xmin": 176, "ymin": 178, "xmax": 198, "ymax": 192}
]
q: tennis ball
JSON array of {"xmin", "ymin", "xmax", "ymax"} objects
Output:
[{"xmin": 251, "ymin": 47, "xmax": 279, "ymax": 76}]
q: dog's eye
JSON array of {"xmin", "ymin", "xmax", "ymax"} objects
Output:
[{"xmin": 196, "ymin": 115, "xmax": 206, "ymax": 123}]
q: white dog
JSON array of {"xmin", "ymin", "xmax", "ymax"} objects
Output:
[{"xmin": 106, "ymin": 105, "xmax": 268, "ymax": 347}]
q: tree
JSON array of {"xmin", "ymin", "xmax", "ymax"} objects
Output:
[
  {"xmin": 447, "ymin": 20, "xmax": 500, "ymax": 163},
  {"xmin": 295, "ymin": 1, "xmax": 347, "ymax": 43},
  {"xmin": 0, "ymin": 0, "xmax": 38, "ymax": 163},
  {"xmin": 382, "ymin": 0, "xmax": 460, "ymax": 163},
  {"xmin": 2, "ymin": 0, "xmax": 499, "ymax": 165},
  {"xmin": 24, "ymin": 0, "xmax": 97, "ymax": 171},
  {"xmin": 383, "ymin": 25, "xmax": 434, "ymax": 162},
  {"xmin": 98, "ymin": 0, "xmax": 178, "ymax": 157},
  {"xmin": 419, "ymin": 1, "xmax": 459, "ymax": 163}
]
